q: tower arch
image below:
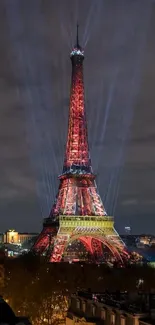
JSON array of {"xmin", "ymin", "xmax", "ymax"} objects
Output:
[{"xmin": 61, "ymin": 233, "xmax": 124, "ymax": 263}]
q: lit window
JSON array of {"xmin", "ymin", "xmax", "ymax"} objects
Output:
[
  {"xmin": 101, "ymin": 308, "xmax": 106, "ymax": 320},
  {"xmin": 76, "ymin": 299, "xmax": 80, "ymax": 309},
  {"xmin": 92, "ymin": 305, "xmax": 96, "ymax": 316},
  {"xmin": 82, "ymin": 301, "xmax": 86, "ymax": 312},
  {"xmin": 121, "ymin": 316, "xmax": 126, "ymax": 325},
  {"xmin": 111, "ymin": 313, "xmax": 115, "ymax": 324}
]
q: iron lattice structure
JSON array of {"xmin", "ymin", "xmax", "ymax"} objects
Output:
[{"xmin": 33, "ymin": 28, "xmax": 129, "ymax": 264}]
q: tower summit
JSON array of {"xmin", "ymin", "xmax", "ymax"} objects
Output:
[
  {"xmin": 70, "ymin": 24, "xmax": 84, "ymax": 57},
  {"xmin": 63, "ymin": 24, "xmax": 90, "ymax": 176},
  {"xmin": 33, "ymin": 27, "xmax": 128, "ymax": 264}
]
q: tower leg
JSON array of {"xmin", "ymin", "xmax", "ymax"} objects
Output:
[
  {"xmin": 33, "ymin": 227, "xmax": 57, "ymax": 255},
  {"xmin": 106, "ymin": 228, "xmax": 129, "ymax": 261},
  {"xmin": 107, "ymin": 228, "xmax": 125, "ymax": 250},
  {"xmin": 50, "ymin": 234, "xmax": 69, "ymax": 262}
]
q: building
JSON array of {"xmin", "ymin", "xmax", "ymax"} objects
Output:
[
  {"xmin": 3, "ymin": 230, "xmax": 38, "ymax": 245},
  {"xmin": 66, "ymin": 291, "xmax": 155, "ymax": 325},
  {"xmin": 124, "ymin": 227, "xmax": 131, "ymax": 235}
]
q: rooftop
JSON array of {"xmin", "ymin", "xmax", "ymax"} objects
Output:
[
  {"xmin": 140, "ymin": 318, "xmax": 155, "ymax": 325},
  {"xmin": 76, "ymin": 291, "xmax": 149, "ymax": 315}
]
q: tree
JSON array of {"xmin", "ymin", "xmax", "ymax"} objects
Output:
[{"xmin": 3, "ymin": 255, "xmax": 155, "ymax": 324}]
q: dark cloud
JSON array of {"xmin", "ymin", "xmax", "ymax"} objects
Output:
[
  {"xmin": 0, "ymin": 0, "xmax": 155, "ymax": 233},
  {"xmin": 130, "ymin": 135, "xmax": 155, "ymax": 145}
]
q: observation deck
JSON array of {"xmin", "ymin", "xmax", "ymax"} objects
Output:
[{"xmin": 59, "ymin": 215, "xmax": 114, "ymax": 229}]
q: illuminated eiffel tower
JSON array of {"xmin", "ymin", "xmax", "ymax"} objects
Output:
[{"xmin": 33, "ymin": 26, "xmax": 128, "ymax": 263}]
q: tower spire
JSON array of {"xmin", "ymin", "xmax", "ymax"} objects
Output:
[{"xmin": 76, "ymin": 23, "xmax": 79, "ymax": 48}]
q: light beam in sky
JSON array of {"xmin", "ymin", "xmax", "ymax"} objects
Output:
[{"xmin": 4, "ymin": 0, "xmax": 152, "ymax": 222}]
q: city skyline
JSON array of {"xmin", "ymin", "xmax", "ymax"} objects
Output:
[{"xmin": 0, "ymin": 0, "xmax": 155, "ymax": 234}]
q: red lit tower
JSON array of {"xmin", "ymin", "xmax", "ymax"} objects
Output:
[{"xmin": 33, "ymin": 27, "xmax": 128, "ymax": 263}]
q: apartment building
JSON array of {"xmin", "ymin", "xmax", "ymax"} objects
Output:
[{"xmin": 66, "ymin": 291, "xmax": 155, "ymax": 325}]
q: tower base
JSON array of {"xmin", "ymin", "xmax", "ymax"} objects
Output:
[{"xmin": 33, "ymin": 216, "xmax": 129, "ymax": 264}]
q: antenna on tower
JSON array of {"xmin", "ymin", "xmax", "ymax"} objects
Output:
[{"xmin": 76, "ymin": 23, "xmax": 79, "ymax": 48}]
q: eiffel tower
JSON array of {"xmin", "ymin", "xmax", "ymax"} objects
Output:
[{"xmin": 33, "ymin": 26, "xmax": 128, "ymax": 264}]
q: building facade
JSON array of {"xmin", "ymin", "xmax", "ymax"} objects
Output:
[
  {"xmin": 3, "ymin": 230, "xmax": 38, "ymax": 245},
  {"xmin": 66, "ymin": 292, "xmax": 154, "ymax": 325}
]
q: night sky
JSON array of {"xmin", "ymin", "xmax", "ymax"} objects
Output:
[{"xmin": 0, "ymin": 0, "xmax": 155, "ymax": 234}]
